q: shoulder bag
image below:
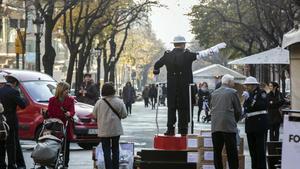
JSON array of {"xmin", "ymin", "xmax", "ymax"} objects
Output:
[{"xmin": 102, "ymin": 98, "xmax": 121, "ymax": 120}]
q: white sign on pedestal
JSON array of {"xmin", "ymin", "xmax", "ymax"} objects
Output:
[{"xmin": 282, "ymin": 115, "xmax": 300, "ymax": 169}]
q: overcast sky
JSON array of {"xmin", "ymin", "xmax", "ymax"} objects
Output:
[{"xmin": 149, "ymin": 0, "xmax": 199, "ymax": 49}]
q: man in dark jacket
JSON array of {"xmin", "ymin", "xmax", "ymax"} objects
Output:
[
  {"xmin": 122, "ymin": 82, "xmax": 136, "ymax": 114},
  {"xmin": 77, "ymin": 73, "xmax": 99, "ymax": 105},
  {"xmin": 0, "ymin": 75, "xmax": 26, "ymax": 169},
  {"xmin": 153, "ymin": 35, "xmax": 226, "ymax": 136},
  {"xmin": 243, "ymin": 76, "xmax": 268, "ymax": 169}
]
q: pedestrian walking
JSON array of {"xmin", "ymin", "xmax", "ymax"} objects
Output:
[
  {"xmin": 47, "ymin": 82, "xmax": 75, "ymax": 168},
  {"xmin": 93, "ymin": 82, "xmax": 127, "ymax": 169},
  {"xmin": 267, "ymin": 82, "xmax": 285, "ymax": 141},
  {"xmin": 197, "ymin": 82, "xmax": 210, "ymax": 122},
  {"xmin": 142, "ymin": 86, "xmax": 150, "ymax": 108},
  {"xmin": 153, "ymin": 35, "xmax": 226, "ymax": 136},
  {"xmin": 0, "ymin": 75, "xmax": 27, "ymax": 169},
  {"xmin": 122, "ymin": 82, "xmax": 136, "ymax": 115},
  {"xmin": 161, "ymin": 84, "xmax": 167, "ymax": 106},
  {"xmin": 77, "ymin": 73, "xmax": 99, "ymax": 105},
  {"xmin": 148, "ymin": 84, "xmax": 157, "ymax": 110},
  {"xmin": 243, "ymin": 76, "xmax": 268, "ymax": 169},
  {"xmin": 210, "ymin": 74, "xmax": 242, "ymax": 169}
]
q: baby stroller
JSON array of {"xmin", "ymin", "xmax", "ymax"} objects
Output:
[
  {"xmin": 31, "ymin": 117, "xmax": 70, "ymax": 169},
  {"xmin": 201, "ymin": 99, "xmax": 211, "ymax": 123}
]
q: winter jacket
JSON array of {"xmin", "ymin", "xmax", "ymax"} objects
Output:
[{"xmin": 93, "ymin": 96, "xmax": 127, "ymax": 137}]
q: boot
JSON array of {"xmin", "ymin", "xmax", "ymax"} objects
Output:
[
  {"xmin": 164, "ymin": 128, "xmax": 175, "ymax": 136},
  {"xmin": 179, "ymin": 128, "xmax": 188, "ymax": 137}
]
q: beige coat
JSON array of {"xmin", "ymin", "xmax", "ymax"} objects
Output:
[{"xmin": 93, "ymin": 96, "xmax": 127, "ymax": 137}]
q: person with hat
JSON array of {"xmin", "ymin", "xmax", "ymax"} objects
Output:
[
  {"xmin": 242, "ymin": 76, "xmax": 268, "ymax": 169},
  {"xmin": 153, "ymin": 35, "xmax": 226, "ymax": 136},
  {"xmin": 0, "ymin": 75, "xmax": 27, "ymax": 169}
]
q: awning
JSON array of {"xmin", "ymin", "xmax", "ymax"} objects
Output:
[
  {"xmin": 193, "ymin": 64, "xmax": 246, "ymax": 79},
  {"xmin": 282, "ymin": 28, "xmax": 300, "ymax": 48},
  {"xmin": 228, "ymin": 47, "xmax": 290, "ymax": 65}
]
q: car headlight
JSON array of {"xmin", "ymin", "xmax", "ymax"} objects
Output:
[{"xmin": 73, "ymin": 115, "xmax": 80, "ymax": 123}]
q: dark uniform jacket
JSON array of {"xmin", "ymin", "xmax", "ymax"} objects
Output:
[
  {"xmin": 154, "ymin": 48, "xmax": 197, "ymax": 109},
  {"xmin": 78, "ymin": 81, "xmax": 99, "ymax": 105},
  {"xmin": 0, "ymin": 85, "xmax": 26, "ymax": 126},
  {"xmin": 243, "ymin": 87, "xmax": 268, "ymax": 133}
]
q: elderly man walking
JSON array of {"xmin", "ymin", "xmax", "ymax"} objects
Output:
[{"xmin": 210, "ymin": 74, "xmax": 242, "ymax": 169}]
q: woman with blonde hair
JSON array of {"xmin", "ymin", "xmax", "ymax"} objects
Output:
[{"xmin": 47, "ymin": 81, "xmax": 75, "ymax": 168}]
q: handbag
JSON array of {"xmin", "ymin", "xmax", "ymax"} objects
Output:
[{"xmin": 103, "ymin": 98, "xmax": 121, "ymax": 120}]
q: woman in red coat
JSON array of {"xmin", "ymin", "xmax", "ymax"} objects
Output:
[{"xmin": 48, "ymin": 82, "xmax": 75, "ymax": 168}]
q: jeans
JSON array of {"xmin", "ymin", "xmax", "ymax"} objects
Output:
[
  {"xmin": 212, "ymin": 132, "xmax": 239, "ymax": 169},
  {"xmin": 101, "ymin": 136, "xmax": 120, "ymax": 169}
]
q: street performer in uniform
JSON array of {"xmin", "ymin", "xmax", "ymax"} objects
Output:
[
  {"xmin": 242, "ymin": 76, "xmax": 268, "ymax": 169},
  {"xmin": 153, "ymin": 35, "xmax": 226, "ymax": 136}
]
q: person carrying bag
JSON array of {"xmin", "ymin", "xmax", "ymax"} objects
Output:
[{"xmin": 93, "ymin": 82, "xmax": 127, "ymax": 169}]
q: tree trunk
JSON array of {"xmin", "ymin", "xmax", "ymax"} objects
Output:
[
  {"xmin": 109, "ymin": 64, "xmax": 115, "ymax": 82},
  {"xmin": 141, "ymin": 63, "xmax": 152, "ymax": 87},
  {"xmin": 42, "ymin": 23, "xmax": 56, "ymax": 76},
  {"xmin": 66, "ymin": 52, "xmax": 77, "ymax": 84}
]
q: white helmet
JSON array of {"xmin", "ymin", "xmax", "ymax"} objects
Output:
[
  {"xmin": 171, "ymin": 35, "xmax": 187, "ymax": 44},
  {"xmin": 243, "ymin": 76, "xmax": 259, "ymax": 85},
  {"xmin": 0, "ymin": 73, "xmax": 6, "ymax": 84}
]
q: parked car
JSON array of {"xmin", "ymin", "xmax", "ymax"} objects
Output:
[{"xmin": 0, "ymin": 69, "xmax": 100, "ymax": 150}]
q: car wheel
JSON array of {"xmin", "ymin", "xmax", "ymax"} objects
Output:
[{"xmin": 78, "ymin": 143, "xmax": 98, "ymax": 150}]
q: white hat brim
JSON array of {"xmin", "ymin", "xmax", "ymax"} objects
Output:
[
  {"xmin": 243, "ymin": 82, "xmax": 259, "ymax": 85},
  {"xmin": 170, "ymin": 41, "xmax": 189, "ymax": 44}
]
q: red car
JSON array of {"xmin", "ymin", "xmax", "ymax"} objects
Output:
[{"xmin": 0, "ymin": 69, "xmax": 100, "ymax": 149}]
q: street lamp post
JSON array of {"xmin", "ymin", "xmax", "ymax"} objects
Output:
[
  {"xmin": 95, "ymin": 45, "xmax": 102, "ymax": 86},
  {"xmin": 33, "ymin": 10, "xmax": 43, "ymax": 72}
]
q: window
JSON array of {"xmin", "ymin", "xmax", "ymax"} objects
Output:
[{"xmin": 9, "ymin": 19, "xmax": 18, "ymax": 28}]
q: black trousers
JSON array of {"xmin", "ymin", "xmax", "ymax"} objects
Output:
[
  {"xmin": 167, "ymin": 106, "xmax": 189, "ymax": 134},
  {"xmin": 15, "ymin": 120, "xmax": 26, "ymax": 168},
  {"xmin": 125, "ymin": 102, "xmax": 132, "ymax": 114},
  {"xmin": 144, "ymin": 98, "xmax": 149, "ymax": 107},
  {"xmin": 150, "ymin": 97, "xmax": 156, "ymax": 109},
  {"xmin": 0, "ymin": 125, "xmax": 17, "ymax": 169},
  {"xmin": 269, "ymin": 123, "xmax": 280, "ymax": 141},
  {"xmin": 247, "ymin": 132, "xmax": 267, "ymax": 169},
  {"xmin": 101, "ymin": 136, "xmax": 120, "ymax": 169},
  {"xmin": 64, "ymin": 140, "xmax": 71, "ymax": 167},
  {"xmin": 212, "ymin": 132, "xmax": 239, "ymax": 169}
]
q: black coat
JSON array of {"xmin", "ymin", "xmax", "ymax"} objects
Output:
[
  {"xmin": 122, "ymin": 86, "xmax": 136, "ymax": 104},
  {"xmin": 148, "ymin": 87, "xmax": 157, "ymax": 99},
  {"xmin": 243, "ymin": 87, "xmax": 268, "ymax": 133},
  {"xmin": 267, "ymin": 91, "xmax": 285, "ymax": 125},
  {"xmin": 77, "ymin": 82, "xmax": 99, "ymax": 105},
  {"xmin": 0, "ymin": 85, "xmax": 26, "ymax": 126},
  {"xmin": 154, "ymin": 48, "xmax": 197, "ymax": 109},
  {"xmin": 198, "ymin": 89, "xmax": 210, "ymax": 106}
]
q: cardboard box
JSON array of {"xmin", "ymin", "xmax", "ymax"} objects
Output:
[
  {"xmin": 197, "ymin": 161, "xmax": 215, "ymax": 169},
  {"xmin": 198, "ymin": 136, "xmax": 213, "ymax": 148},
  {"xmin": 200, "ymin": 130, "xmax": 212, "ymax": 137},
  {"xmin": 222, "ymin": 154, "xmax": 245, "ymax": 169},
  {"xmin": 187, "ymin": 135, "xmax": 200, "ymax": 150},
  {"xmin": 198, "ymin": 148, "xmax": 214, "ymax": 163},
  {"xmin": 222, "ymin": 138, "xmax": 244, "ymax": 155}
]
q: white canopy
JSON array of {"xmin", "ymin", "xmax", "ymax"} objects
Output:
[
  {"xmin": 282, "ymin": 28, "xmax": 300, "ymax": 48},
  {"xmin": 193, "ymin": 64, "xmax": 246, "ymax": 79},
  {"xmin": 228, "ymin": 47, "xmax": 290, "ymax": 65}
]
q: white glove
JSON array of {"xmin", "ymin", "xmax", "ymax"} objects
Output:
[
  {"xmin": 214, "ymin": 42, "xmax": 227, "ymax": 49},
  {"xmin": 153, "ymin": 75, "xmax": 158, "ymax": 82},
  {"xmin": 242, "ymin": 91, "xmax": 250, "ymax": 100}
]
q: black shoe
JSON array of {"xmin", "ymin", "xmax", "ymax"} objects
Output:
[
  {"xmin": 181, "ymin": 133, "xmax": 187, "ymax": 137},
  {"xmin": 164, "ymin": 129, "xmax": 175, "ymax": 136}
]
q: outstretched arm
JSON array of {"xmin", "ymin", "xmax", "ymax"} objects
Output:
[{"xmin": 196, "ymin": 42, "xmax": 227, "ymax": 60}]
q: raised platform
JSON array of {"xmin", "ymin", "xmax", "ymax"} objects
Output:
[{"xmin": 154, "ymin": 134, "xmax": 187, "ymax": 150}]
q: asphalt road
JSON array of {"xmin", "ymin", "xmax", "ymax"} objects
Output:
[{"xmin": 21, "ymin": 101, "xmax": 253, "ymax": 169}]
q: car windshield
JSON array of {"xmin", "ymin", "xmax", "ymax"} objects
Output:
[{"xmin": 22, "ymin": 81, "xmax": 57, "ymax": 102}]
